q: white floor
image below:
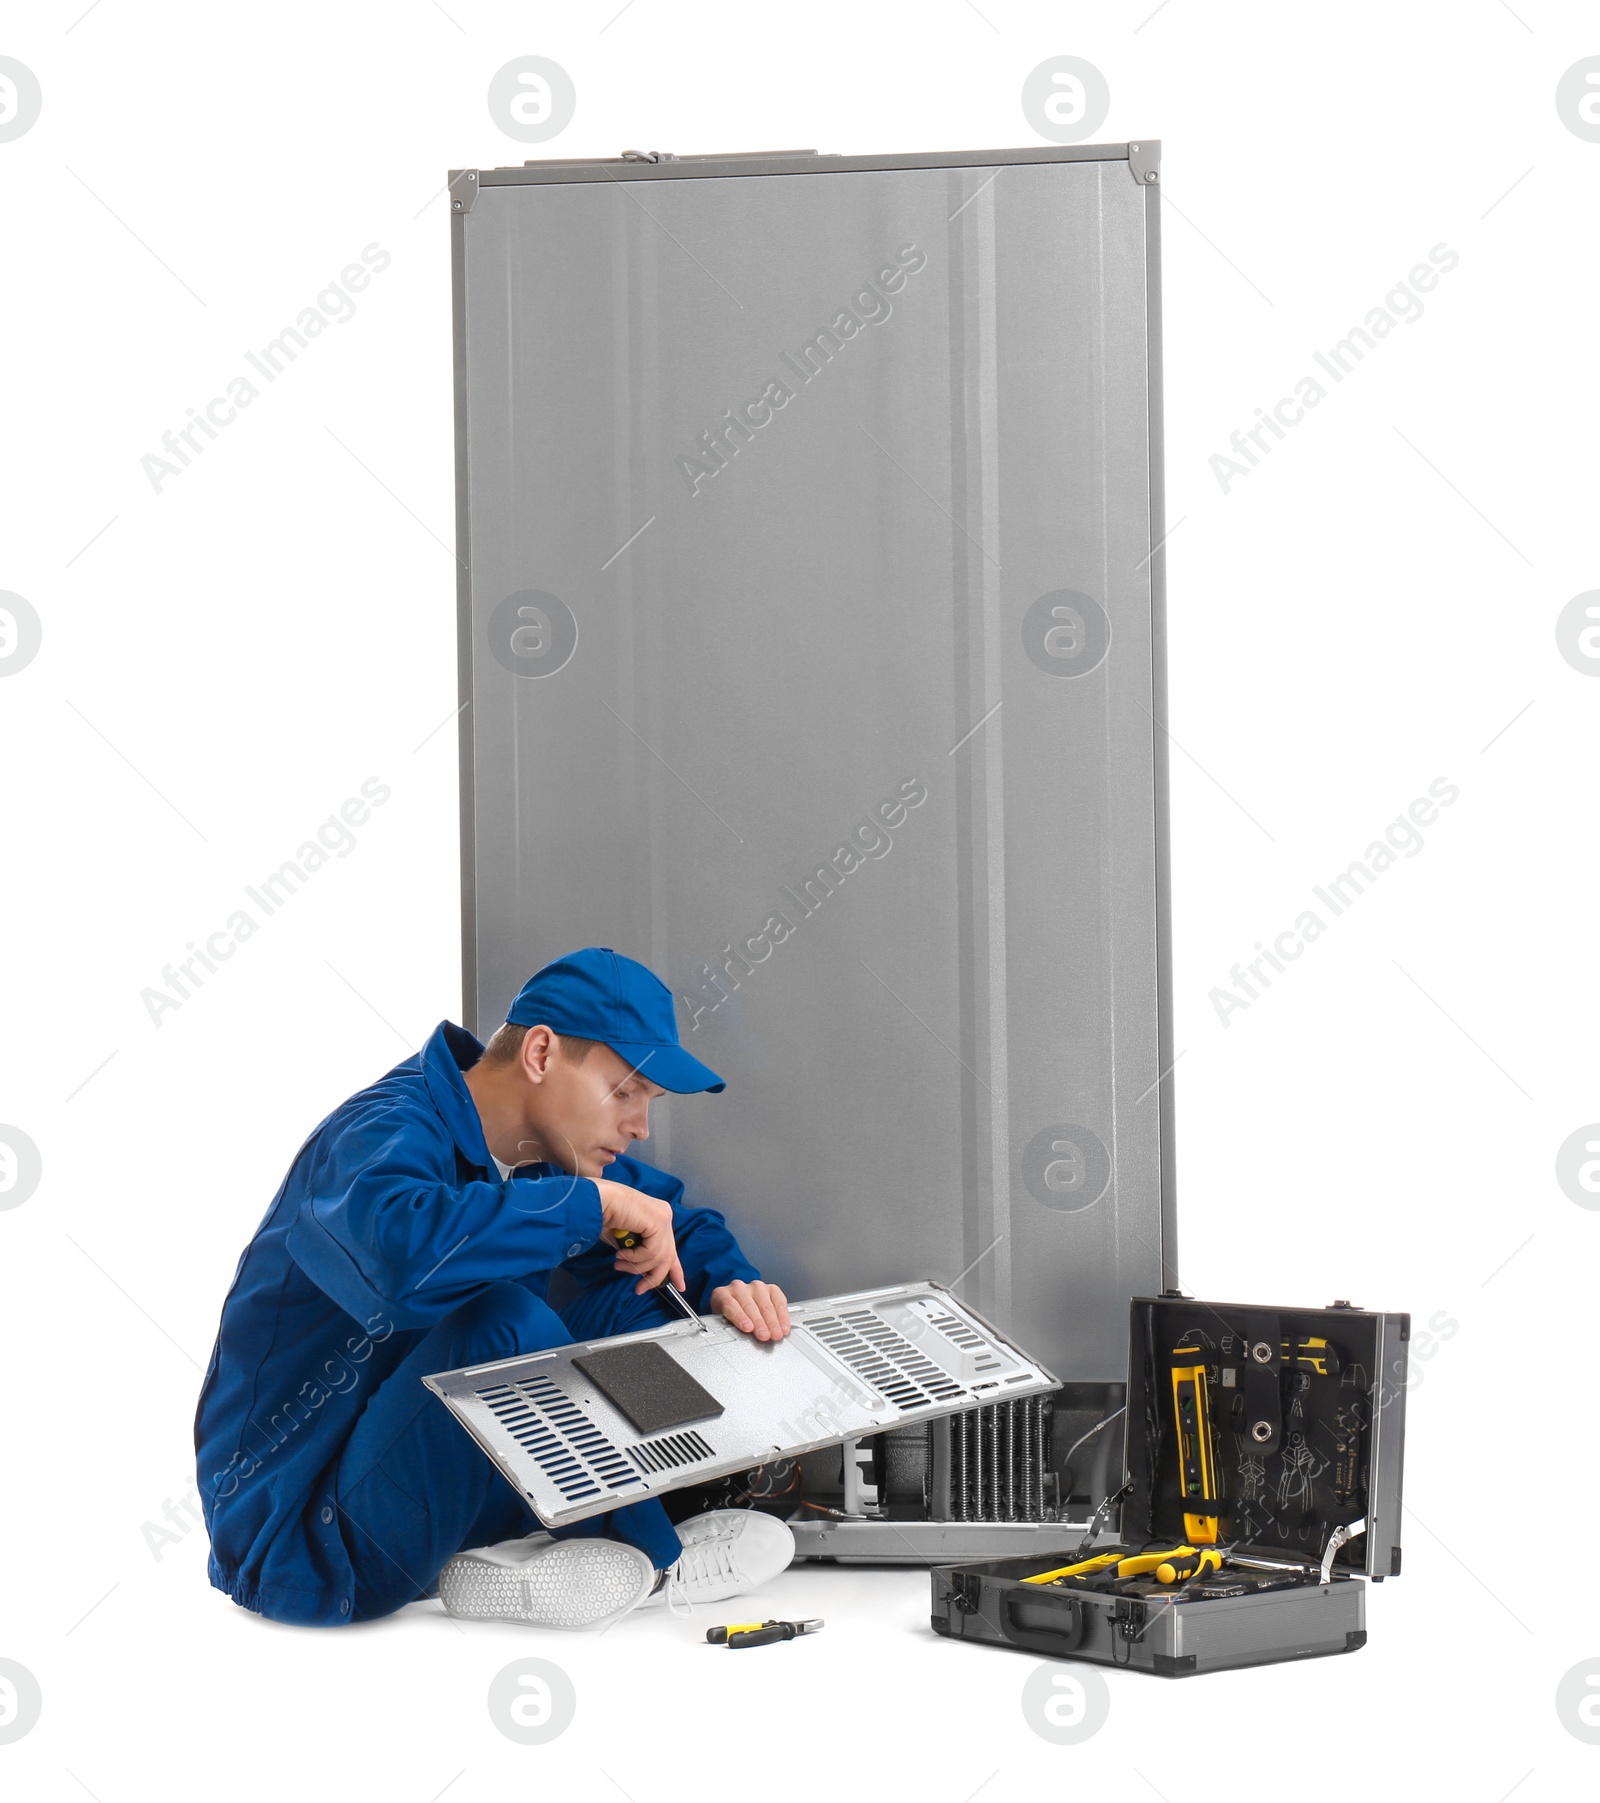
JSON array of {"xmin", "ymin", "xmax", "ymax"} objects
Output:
[{"xmin": 5, "ymin": 1523, "xmax": 1562, "ymax": 1802}]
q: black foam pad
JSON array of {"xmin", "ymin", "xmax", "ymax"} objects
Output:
[{"xmin": 574, "ymin": 1340, "xmax": 725, "ymax": 1436}]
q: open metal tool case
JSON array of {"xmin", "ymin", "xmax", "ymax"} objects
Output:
[
  {"xmin": 424, "ymin": 1280, "xmax": 1056, "ymax": 1527},
  {"xmin": 929, "ymin": 1295, "xmax": 1409, "ymax": 1676}
]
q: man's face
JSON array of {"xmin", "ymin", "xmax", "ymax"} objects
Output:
[{"xmin": 527, "ymin": 1038, "xmax": 665, "ymax": 1178}]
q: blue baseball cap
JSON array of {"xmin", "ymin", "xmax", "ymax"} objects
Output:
[{"xmin": 505, "ymin": 947, "xmax": 725, "ymax": 1094}]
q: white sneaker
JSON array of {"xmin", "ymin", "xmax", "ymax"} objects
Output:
[
  {"xmin": 644, "ymin": 1510, "xmax": 796, "ymax": 1611},
  {"xmin": 438, "ymin": 1531, "xmax": 656, "ymax": 1630}
]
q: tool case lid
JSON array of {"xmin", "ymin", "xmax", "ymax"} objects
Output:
[{"xmin": 1122, "ymin": 1295, "xmax": 1409, "ymax": 1580}]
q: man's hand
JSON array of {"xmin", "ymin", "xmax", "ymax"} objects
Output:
[
  {"xmin": 711, "ymin": 1279, "xmax": 791, "ymax": 1341},
  {"xmin": 595, "ymin": 1179, "xmax": 685, "ymax": 1296}
]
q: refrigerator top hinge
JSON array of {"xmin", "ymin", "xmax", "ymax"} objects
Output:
[
  {"xmin": 449, "ymin": 169, "xmax": 480, "ymax": 214},
  {"xmin": 1127, "ymin": 140, "xmax": 1160, "ymax": 186}
]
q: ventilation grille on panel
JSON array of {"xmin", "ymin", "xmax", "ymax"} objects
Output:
[
  {"xmin": 630, "ymin": 1429, "xmax": 716, "ymax": 1474},
  {"xmin": 477, "ymin": 1377, "xmax": 640, "ymax": 1503},
  {"xmin": 806, "ymin": 1308, "xmax": 968, "ymax": 1411},
  {"xmin": 923, "ymin": 1308, "xmax": 1005, "ymax": 1372}
]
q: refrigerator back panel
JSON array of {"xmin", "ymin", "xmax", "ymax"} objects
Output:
[
  {"xmin": 424, "ymin": 1280, "xmax": 1058, "ymax": 1528},
  {"xmin": 452, "ymin": 144, "xmax": 1175, "ymax": 1383}
]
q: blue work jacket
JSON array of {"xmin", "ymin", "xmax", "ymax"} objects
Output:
[{"xmin": 193, "ymin": 1020, "xmax": 758, "ymax": 1624}]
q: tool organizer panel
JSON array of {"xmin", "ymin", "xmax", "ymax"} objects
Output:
[{"xmin": 930, "ymin": 1295, "xmax": 1408, "ymax": 1676}]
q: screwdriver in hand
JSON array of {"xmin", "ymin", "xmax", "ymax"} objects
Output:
[{"xmin": 611, "ymin": 1230, "xmax": 705, "ymax": 1333}]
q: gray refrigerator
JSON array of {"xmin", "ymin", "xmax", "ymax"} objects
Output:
[{"xmin": 448, "ymin": 141, "xmax": 1175, "ymax": 1558}]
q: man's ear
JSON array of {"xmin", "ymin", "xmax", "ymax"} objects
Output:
[{"xmin": 518, "ymin": 1024, "xmax": 558, "ymax": 1083}]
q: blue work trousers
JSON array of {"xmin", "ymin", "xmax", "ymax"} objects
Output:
[{"xmin": 333, "ymin": 1279, "xmax": 684, "ymax": 1621}]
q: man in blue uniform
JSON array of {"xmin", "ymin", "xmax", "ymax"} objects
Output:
[{"xmin": 195, "ymin": 947, "xmax": 796, "ymax": 1630}]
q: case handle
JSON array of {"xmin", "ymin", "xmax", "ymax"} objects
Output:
[{"xmin": 999, "ymin": 1586, "xmax": 1086, "ymax": 1655}]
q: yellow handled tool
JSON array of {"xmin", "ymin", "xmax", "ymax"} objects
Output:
[
  {"xmin": 1282, "ymin": 1335, "xmax": 1336, "ymax": 1376},
  {"xmin": 1021, "ymin": 1550, "xmax": 1126, "ymax": 1586},
  {"xmin": 1114, "ymin": 1546, "xmax": 1200, "ymax": 1579},
  {"xmin": 707, "ymin": 1618, "xmax": 824, "ymax": 1648},
  {"xmin": 1172, "ymin": 1344, "xmax": 1219, "ymax": 1544},
  {"xmin": 1155, "ymin": 1547, "xmax": 1224, "ymax": 1584},
  {"xmin": 612, "ymin": 1230, "xmax": 705, "ymax": 1332},
  {"xmin": 1024, "ymin": 1545, "xmax": 1199, "ymax": 1586}
]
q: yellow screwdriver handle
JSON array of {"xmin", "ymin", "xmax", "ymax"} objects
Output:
[
  {"xmin": 1155, "ymin": 1547, "xmax": 1223, "ymax": 1584},
  {"xmin": 1116, "ymin": 1546, "xmax": 1195, "ymax": 1578}
]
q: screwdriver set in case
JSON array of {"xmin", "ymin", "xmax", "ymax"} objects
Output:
[{"xmin": 929, "ymin": 1294, "xmax": 1408, "ymax": 1677}]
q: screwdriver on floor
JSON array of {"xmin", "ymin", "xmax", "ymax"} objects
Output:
[
  {"xmin": 707, "ymin": 1618, "xmax": 824, "ymax": 1648},
  {"xmin": 612, "ymin": 1229, "xmax": 706, "ymax": 1333}
]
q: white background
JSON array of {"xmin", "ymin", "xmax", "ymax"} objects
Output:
[{"xmin": 2, "ymin": 2, "xmax": 1596, "ymax": 1798}]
